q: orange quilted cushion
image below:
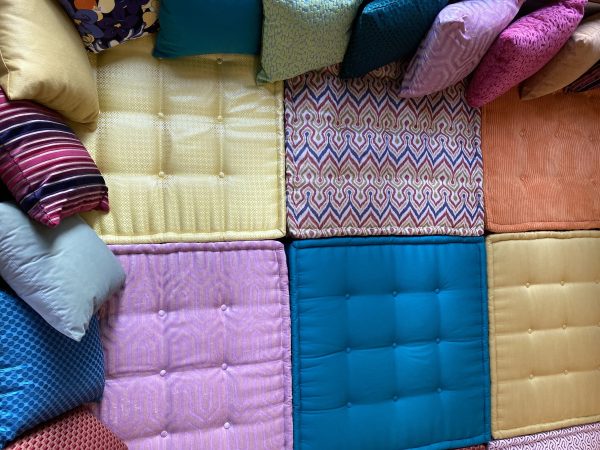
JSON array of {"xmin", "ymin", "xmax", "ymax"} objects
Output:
[
  {"xmin": 6, "ymin": 407, "xmax": 126, "ymax": 450},
  {"xmin": 482, "ymin": 88, "xmax": 600, "ymax": 232}
]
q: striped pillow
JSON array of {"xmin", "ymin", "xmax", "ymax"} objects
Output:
[{"xmin": 0, "ymin": 88, "xmax": 108, "ymax": 227}]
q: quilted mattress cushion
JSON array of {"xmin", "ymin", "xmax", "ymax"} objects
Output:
[
  {"xmin": 487, "ymin": 231, "xmax": 600, "ymax": 439},
  {"xmin": 482, "ymin": 88, "xmax": 600, "ymax": 232},
  {"xmin": 285, "ymin": 64, "xmax": 483, "ymax": 239},
  {"xmin": 488, "ymin": 423, "xmax": 600, "ymax": 449},
  {"xmin": 74, "ymin": 36, "xmax": 285, "ymax": 244},
  {"xmin": 288, "ymin": 236, "xmax": 490, "ymax": 450},
  {"xmin": 95, "ymin": 241, "xmax": 292, "ymax": 449}
]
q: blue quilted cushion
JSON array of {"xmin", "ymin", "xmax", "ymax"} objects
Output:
[
  {"xmin": 340, "ymin": 0, "xmax": 448, "ymax": 78},
  {"xmin": 0, "ymin": 286, "xmax": 105, "ymax": 446},
  {"xmin": 288, "ymin": 236, "xmax": 490, "ymax": 450}
]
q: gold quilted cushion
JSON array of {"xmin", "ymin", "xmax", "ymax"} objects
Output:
[
  {"xmin": 487, "ymin": 231, "xmax": 600, "ymax": 439},
  {"xmin": 74, "ymin": 37, "xmax": 285, "ymax": 244}
]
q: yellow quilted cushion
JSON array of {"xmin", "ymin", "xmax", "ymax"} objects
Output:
[
  {"xmin": 74, "ymin": 37, "xmax": 285, "ymax": 244},
  {"xmin": 487, "ymin": 231, "xmax": 600, "ymax": 439}
]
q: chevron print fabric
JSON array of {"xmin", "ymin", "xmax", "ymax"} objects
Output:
[{"xmin": 285, "ymin": 64, "xmax": 484, "ymax": 239}]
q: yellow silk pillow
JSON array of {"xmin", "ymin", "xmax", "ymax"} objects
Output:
[{"xmin": 0, "ymin": 0, "xmax": 99, "ymax": 126}]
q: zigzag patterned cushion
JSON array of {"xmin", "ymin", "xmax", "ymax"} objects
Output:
[
  {"xmin": 95, "ymin": 241, "xmax": 292, "ymax": 449},
  {"xmin": 488, "ymin": 423, "xmax": 600, "ymax": 449},
  {"xmin": 285, "ymin": 64, "xmax": 483, "ymax": 239}
]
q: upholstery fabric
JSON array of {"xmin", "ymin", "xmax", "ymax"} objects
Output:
[
  {"xmin": 455, "ymin": 446, "xmax": 486, "ymax": 450},
  {"xmin": 466, "ymin": 0, "xmax": 586, "ymax": 107},
  {"xmin": 340, "ymin": 0, "xmax": 448, "ymax": 79},
  {"xmin": 400, "ymin": 0, "xmax": 523, "ymax": 98},
  {"xmin": 488, "ymin": 423, "xmax": 600, "ymax": 449},
  {"xmin": 521, "ymin": 12, "xmax": 600, "ymax": 99},
  {"xmin": 74, "ymin": 37, "xmax": 285, "ymax": 244},
  {"xmin": 95, "ymin": 241, "xmax": 292, "ymax": 450},
  {"xmin": 565, "ymin": 60, "xmax": 600, "ymax": 92},
  {"xmin": 0, "ymin": 88, "xmax": 109, "ymax": 227},
  {"xmin": 57, "ymin": 0, "xmax": 158, "ymax": 53},
  {"xmin": 288, "ymin": 236, "xmax": 490, "ymax": 450},
  {"xmin": 482, "ymin": 88, "xmax": 600, "ymax": 232},
  {"xmin": 0, "ymin": 287, "xmax": 105, "ymax": 447},
  {"xmin": 487, "ymin": 231, "xmax": 600, "ymax": 439},
  {"xmin": 257, "ymin": 0, "xmax": 362, "ymax": 83},
  {"xmin": 154, "ymin": 0, "xmax": 262, "ymax": 57},
  {"xmin": 285, "ymin": 64, "xmax": 483, "ymax": 239},
  {"xmin": 0, "ymin": 203, "xmax": 125, "ymax": 341},
  {"xmin": 5, "ymin": 406, "xmax": 127, "ymax": 450},
  {"xmin": 0, "ymin": 0, "xmax": 99, "ymax": 125}
]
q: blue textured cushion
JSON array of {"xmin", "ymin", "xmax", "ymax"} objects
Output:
[
  {"xmin": 153, "ymin": 0, "xmax": 262, "ymax": 58},
  {"xmin": 340, "ymin": 0, "xmax": 448, "ymax": 78},
  {"xmin": 0, "ymin": 287, "xmax": 105, "ymax": 447},
  {"xmin": 288, "ymin": 236, "xmax": 490, "ymax": 450}
]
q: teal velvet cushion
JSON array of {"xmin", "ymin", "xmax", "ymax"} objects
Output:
[
  {"xmin": 340, "ymin": 0, "xmax": 448, "ymax": 78},
  {"xmin": 153, "ymin": 0, "xmax": 262, "ymax": 58}
]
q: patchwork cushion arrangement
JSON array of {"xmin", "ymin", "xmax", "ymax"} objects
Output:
[
  {"xmin": 5, "ymin": 406, "xmax": 127, "ymax": 450},
  {"xmin": 466, "ymin": 0, "xmax": 586, "ymax": 107},
  {"xmin": 482, "ymin": 88, "xmax": 600, "ymax": 232},
  {"xmin": 288, "ymin": 236, "xmax": 490, "ymax": 450},
  {"xmin": 565, "ymin": 60, "xmax": 600, "ymax": 92},
  {"xmin": 258, "ymin": 0, "xmax": 362, "ymax": 83},
  {"xmin": 58, "ymin": 0, "xmax": 159, "ymax": 53},
  {"xmin": 400, "ymin": 0, "xmax": 523, "ymax": 98},
  {"xmin": 74, "ymin": 36, "xmax": 285, "ymax": 244},
  {"xmin": 95, "ymin": 241, "xmax": 292, "ymax": 450},
  {"xmin": 521, "ymin": 12, "xmax": 600, "ymax": 99},
  {"xmin": 0, "ymin": 0, "xmax": 99, "ymax": 125},
  {"xmin": 0, "ymin": 88, "xmax": 109, "ymax": 227},
  {"xmin": 154, "ymin": 0, "xmax": 262, "ymax": 58},
  {"xmin": 487, "ymin": 231, "xmax": 600, "ymax": 439},
  {"xmin": 340, "ymin": 0, "xmax": 448, "ymax": 79},
  {"xmin": 488, "ymin": 423, "xmax": 600, "ymax": 449},
  {"xmin": 0, "ymin": 286, "xmax": 105, "ymax": 447},
  {"xmin": 285, "ymin": 64, "xmax": 483, "ymax": 239}
]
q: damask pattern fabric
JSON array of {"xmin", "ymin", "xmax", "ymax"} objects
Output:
[
  {"xmin": 488, "ymin": 423, "xmax": 600, "ymax": 449},
  {"xmin": 466, "ymin": 0, "xmax": 586, "ymax": 107},
  {"xmin": 565, "ymin": 60, "xmax": 600, "ymax": 92},
  {"xmin": 95, "ymin": 241, "xmax": 292, "ymax": 450},
  {"xmin": 400, "ymin": 0, "xmax": 523, "ymax": 98},
  {"xmin": 0, "ymin": 287, "xmax": 105, "ymax": 447},
  {"xmin": 5, "ymin": 406, "xmax": 127, "ymax": 450},
  {"xmin": 0, "ymin": 88, "xmax": 109, "ymax": 227},
  {"xmin": 57, "ymin": 0, "xmax": 159, "ymax": 53},
  {"xmin": 258, "ymin": 0, "xmax": 362, "ymax": 83},
  {"xmin": 285, "ymin": 64, "xmax": 483, "ymax": 239}
]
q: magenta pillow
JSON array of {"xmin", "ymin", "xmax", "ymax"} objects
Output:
[
  {"xmin": 0, "ymin": 88, "xmax": 109, "ymax": 227},
  {"xmin": 466, "ymin": 0, "xmax": 585, "ymax": 107},
  {"xmin": 400, "ymin": 0, "xmax": 523, "ymax": 98}
]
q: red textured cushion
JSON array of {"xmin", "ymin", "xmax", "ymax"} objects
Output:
[
  {"xmin": 0, "ymin": 87, "xmax": 109, "ymax": 227},
  {"xmin": 5, "ymin": 407, "xmax": 127, "ymax": 450}
]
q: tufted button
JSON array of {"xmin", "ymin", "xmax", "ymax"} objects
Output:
[
  {"xmin": 520, "ymin": 175, "xmax": 526, "ymax": 182},
  {"xmin": 436, "ymin": 388, "xmax": 442, "ymax": 393},
  {"xmin": 218, "ymin": 172, "xmax": 225, "ymax": 178},
  {"xmin": 216, "ymin": 58, "xmax": 223, "ymax": 65},
  {"xmin": 392, "ymin": 291, "xmax": 397, "ymax": 297},
  {"xmin": 160, "ymin": 431, "xmax": 168, "ymax": 438},
  {"xmin": 346, "ymin": 347, "xmax": 351, "ymax": 353},
  {"xmin": 528, "ymin": 328, "xmax": 532, "ymax": 334},
  {"xmin": 525, "ymin": 282, "xmax": 530, "ymax": 288},
  {"xmin": 529, "ymin": 374, "xmax": 534, "ymax": 380},
  {"xmin": 220, "ymin": 304, "xmax": 228, "ymax": 311},
  {"xmin": 434, "ymin": 288, "xmax": 440, "ymax": 294},
  {"xmin": 158, "ymin": 171, "xmax": 165, "ymax": 178},
  {"xmin": 393, "ymin": 395, "xmax": 398, "ymax": 401},
  {"xmin": 564, "ymin": 369, "xmax": 568, "ymax": 375},
  {"xmin": 345, "ymin": 293, "xmax": 350, "ymax": 299},
  {"xmin": 222, "ymin": 363, "xmax": 228, "ymax": 370},
  {"xmin": 160, "ymin": 369, "xmax": 166, "ymax": 377},
  {"xmin": 157, "ymin": 112, "xmax": 164, "ymax": 118},
  {"xmin": 562, "ymin": 324, "xmax": 567, "ymax": 330},
  {"xmin": 519, "ymin": 129, "xmax": 526, "ymax": 138},
  {"xmin": 346, "ymin": 402, "xmax": 352, "ymax": 408},
  {"xmin": 217, "ymin": 115, "xmax": 223, "ymax": 121},
  {"xmin": 554, "ymin": 131, "xmax": 560, "ymax": 138},
  {"xmin": 435, "ymin": 338, "xmax": 441, "ymax": 344},
  {"xmin": 392, "ymin": 342, "xmax": 397, "ymax": 348},
  {"xmin": 223, "ymin": 422, "xmax": 231, "ymax": 430},
  {"xmin": 560, "ymin": 280, "xmax": 565, "ymax": 286},
  {"xmin": 158, "ymin": 310, "xmax": 166, "ymax": 317}
]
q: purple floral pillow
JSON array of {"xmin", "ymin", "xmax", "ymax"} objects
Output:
[{"xmin": 58, "ymin": 0, "xmax": 159, "ymax": 53}]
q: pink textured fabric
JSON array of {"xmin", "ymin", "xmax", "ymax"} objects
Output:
[
  {"xmin": 489, "ymin": 423, "xmax": 600, "ymax": 449},
  {"xmin": 94, "ymin": 241, "xmax": 292, "ymax": 450},
  {"xmin": 466, "ymin": 0, "xmax": 585, "ymax": 107}
]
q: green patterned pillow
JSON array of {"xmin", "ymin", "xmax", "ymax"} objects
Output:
[{"xmin": 258, "ymin": 0, "xmax": 362, "ymax": 83}]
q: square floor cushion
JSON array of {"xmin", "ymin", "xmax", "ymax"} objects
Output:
[
  {"xmin": 488, "ymin": 423, "xmax": 600, "ymax": 449},
  {"xmin": 288, "ymin": 236, "xmax": 490, "ymax": 450},
  {"xmin": 73, "ymin": 36, "xmax": 285, "ymax": 244},
  {"xmin": 482, "ymin": 88, "xmax": 600, "ymax": 232},
  {"xmin": 487, "ymin": 231, "xmax": 600, "ymax": 438},
  {"xmin": 94, "ymin": 241, "xmax": 292, "ymax": 449},
  {"xmin": 0, "ymin": 287, "xmax": 105, "ymax": 447},
  {"xmin": 285, "ymin": 64, "xmax": 483, "ymax": 238}
]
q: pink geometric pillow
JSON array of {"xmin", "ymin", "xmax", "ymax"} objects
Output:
[
  {"xmin": 400, "ymin": 0, "xmax": 523, "ymax": 98},
  {"xmin": 466, "ymin": 0, "xmax": 585, "ymax": 107}
]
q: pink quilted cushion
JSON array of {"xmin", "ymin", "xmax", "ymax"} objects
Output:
[
  {"xmin": 466, "ymin": 0, "xmax": 585, "ymax": 107},
  {"xmin": 94, "ymin": 241, "xmax": 292, "ymax": 450}
]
